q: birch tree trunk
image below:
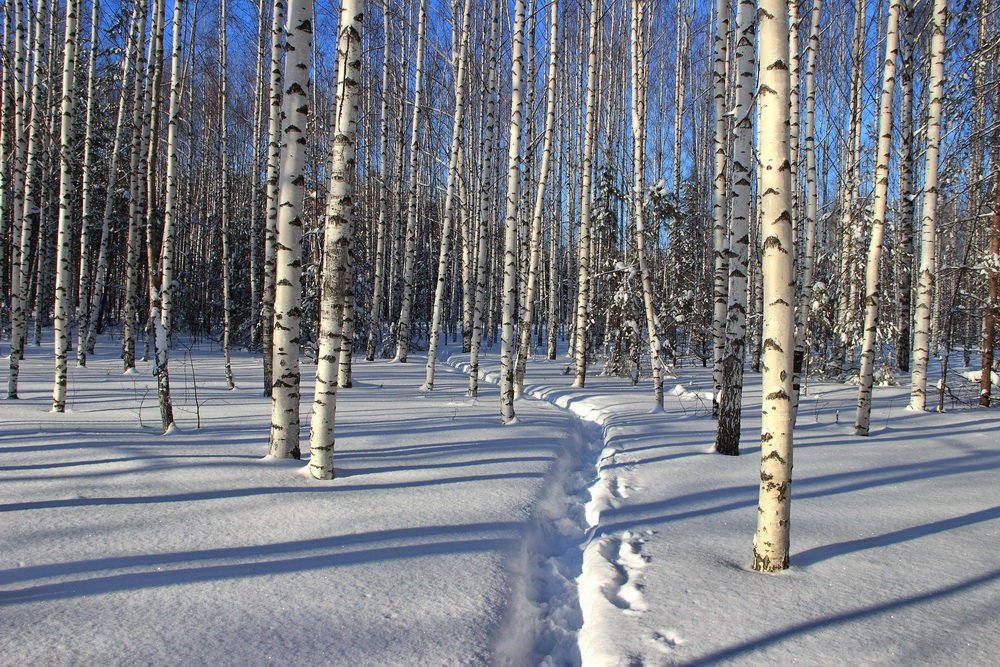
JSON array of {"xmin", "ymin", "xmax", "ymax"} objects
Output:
[
  {"xmin": 73, "ymin": 0, "xmax": 100, "ymax": 366},
  {"xmin": 514, "ymin": 0, "xmax": 559, "ymax": 398},
  {"xmin": 715, "ymin": 0, "xmax": 755, "ymax": 456},
  {"xmin": 424, "ymin": 0, "xmax": 472, "ymax": 390},
  {"xmin": 798, "ymin": 0, "xmax": 821, "ymax": 383},
  {"xmin": 119, "ymin": 0, "xmax": 151, "ymax": 371},
  {"xmin": 308, "ymin": 0, "xmax": 362, "ymax": 479},
  {"xmin": 981, "ymin": 169, "xmax": 1000, "ymax": 407},
  {"xmin": 260, "ymin": 0, "xmax": 285, "ymax": 394},
  {"xmin": 268, "ymin": 0, "xmax": 313, "ymax": 458},
  {"xmin": 627, "ymin": 0, "xmax": 665, "ymax": 410},
  {"xmin": 7, "ymin": 0, "xmax": 48, "ymax": 399},
  {"xmin": 498, "ymin": 0, "xmax": 527, "ymax": 422},
  {"xmin": 711, "ymin": 0, "xmax": 731, "ymax": 415},
  {"xmin": 752, "ymin": 0, "xmax": 796, "ymax": 573},
  {"xmin": 0, "ymin": 1, "xmax": 11, "ymax": 335},
  {"xmin": 4, "ymin": 0, "xmax": 27, "ymax": 368},
  {"xmin": 572, "ymin": 0, "xmax": 601, "ymax": 389},
  {"xmin": 219, "ymin": 0, "xmax": 234, "ymax": 389},
  {"xmin": 394, "ymin": 0, "xmax": 429, "ymax": 363},
  {"xmin": 672, "ymin": 0, "xmax": 688, "ymax": 193},
  {"xmin": 364, "ymin": 0, "xmax": 391, "ymax": 362},
  {"xmin": 467, "ymin": 0, "xmax": 499, "ymax": 398},
  {"xmin": 51, "ymin": 0, "xmax": 81, "ymax": 412},
  {"xmin": 895, "ymin": 0, "xmax": 915, "ymax": 372},
  {"xmin": 854, "ymin": 0, "xmax": 902, "ymax": 435},
  {"xmin": 835, "ymin": 0, "xmax": 867, "ymax": 366},
  {"xmin": 152, "ymin": 0, "xmax": 186, "ymax": 433},
  {"xmin": 908, "ymin": 0, "xmax": 946, "ymax": 412}
]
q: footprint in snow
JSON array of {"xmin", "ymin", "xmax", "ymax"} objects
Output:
[{"xmin": 649, "ymin": 629, "xmax": 685, "ymax": 651}]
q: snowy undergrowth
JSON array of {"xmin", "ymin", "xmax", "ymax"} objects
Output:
[{"xmin": 443, "ymin": 352, "xmax": 648, "ymax": 665}]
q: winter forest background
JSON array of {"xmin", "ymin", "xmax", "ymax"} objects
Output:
[{"xmin": 2, "ymin": 0, "xmax": 999, "ymax": 663}]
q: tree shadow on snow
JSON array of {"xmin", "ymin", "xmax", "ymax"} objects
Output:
[
  {"xmin": 0, "ymin": 530, "xmax": 519, "ymax": 604},
  {"xmin": 682, "ymin": 568, "xmax": 1000, "ymax": 666}
]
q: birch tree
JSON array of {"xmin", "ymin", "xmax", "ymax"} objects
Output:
[
  {"xmin": 364, "ymin": 0, "xmax": 392, "ymax": 362},
  {"xmin": 895, "ymin": 0, "xmax": 915, "ymax": 372},
  {"xmin": 909, "ymin": 0, "xmax": 947, "ymax": 411},
  {"xmin": 73, "ymin": 0, "xmax": 101, "ymax": 367},
  {"xmin": 715, "ymin": 0, "xmax": 755, "ymax": 456},
  {"xmin": 51, "ymin": 0, "xmax": 81, "ymax": 412},
  {"xmin": 467, "ymin": 0, "xmax": 500, "ymax": 398},
  {"xmin": 7, "ymin": 0, "xmax": 48, "ymax": 399},
  {"xmin": 260, "ymin": 0, "xmax": 286, "ymax": 394},
  {"xmin": 572, "ymin": 0, "xmax": 601, "ymax": 389},
  {"xmin": 498, "ymin": 0, "xmax": 528, "ymax": 422},
  {"xmin": 752, "ymin": 0, "xmax": 797, "ymax": 573},
  {"xmin": 982, "ymin": 170, "xmax": 1000, "ymax": 407},
  {"xmin": 0, "ymin": 1, "xmax": 12, "ymax": 335},
  {"xmin": 394, "ymin": 0, "xmax": 429, "ymax": 363},
  {"xmin": 151, "ymin": 0, "xmax": 187, "ymax": 433},
  {"xmin": 308, "ymin": 0, "xmax": 362, "ymax": 479},
  {"xmin": 627, "ymin": 0, "xmax": 666, "ymax": 410},
  {"xmin": 118, "ymin": 0, "xmax": 151, "ymax": 371},
  {"xmin": 122, "ymin": 0, "xmax": 152, "ymax": 373},
  {"xmin": 514, "ymin": 0, "xmax": 560, "ymax": 398},
  {"xmin": 268, "ymin": 0, "xmax": 313, "ymax": 458},
  {"xmin": 711, "ymin": 0, "xmax": 731, "ymax": 415},
  {"xmin": 219, "ymin": 0, "xmax": 234, "ymax": 389},
  {"xmin": 854, "ymin": 0, "xmax": 902, "ymax": 436},
  {"xmin": 798, "ymin": 0, "xmax": 821, "ymax": 383},
  {"xmin": 424, "ymin": 0, "xmax": 473, "ymax": 390}
]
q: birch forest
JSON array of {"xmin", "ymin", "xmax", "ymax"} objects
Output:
[{"xmin": 1, "ymin": 0, "xmax": 998, "ymax": 571}]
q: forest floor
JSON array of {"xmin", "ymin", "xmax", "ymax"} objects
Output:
[{"xmin": 2, "ymin": 332, "xmax": 998, "ymax": 666}]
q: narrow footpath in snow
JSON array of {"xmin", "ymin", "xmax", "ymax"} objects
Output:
[{"xmin": 449, "ymin": 348, "xmax": 1000, "ymax": 666}]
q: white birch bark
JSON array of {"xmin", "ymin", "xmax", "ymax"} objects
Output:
[
  {"xmin": 895, "ymin": 1, "xmax": 915, "ymax": 372},
  {"xmin": 219, "ymin": 0, "xmax": 234, "ymax": 390},
  {"xmin": 835, "ymin": 0, "xmax": 867, "ymax": 365},
  {"xmin": 908, "ymin": 0, "xmax": 946, "ymax": 411},
  {"xmin": 73, "ymin": 0, "xmax": 101, "ymax": 367},
  {"xmin": 152, "ymin": 0, "xmax": 186, "ymax": 433},
  {"xmin": 982, "ymin": 170, "xmax": 1000, "ymax": 407},
  {"xmin": 572, "ymin": 0, "xmax": 601, "ymax": 389},
  {"xmin": 123, "ymin": 0, "xmax": 152, "ymax": 372},
  {"xmin": 798, "ymin": 0, "xmax": 821, "ymax": 377},
  {"xmin": 628, "ymin": 0, "xmax": 665, "ymax": 410},
  {"xmin": 394, "ymin": 0, "xmax": 429, "ymax": 363},
  {"xmin": 365, "ymin": 0, "xmax": 391, "ymax": 362},
  {"xmin": 51, "ymin": 0, "xmax": 81, "ymax": 412},
  {"xmin": 424, "ymin": 0, "xmax": 472, "ymax": 390},
  {"xmin": 260, "ymin": 0, "xmax": 286, "ymax": 394},
  {"xmin": 513, "ymin": 0, "xmax": 559, "ymax": 398},
  {"xmin": 715, "ymin": 0, "xmax": 754, "ymax": 455},
  {"xmin": 7, "ymin": 0, "xmax": 48, "ymax": 399},
  {"xmin": 0, "ymin": 2, "xmax": 10, "ymax": 335},
  {"xmin": 0, "ymin": 0, "xmax": 26, "ymax": 366},
  {"xmin": 711, "ymin": 0, "xmax": 731, "ymax": 415},
  {"xmin": 268, "ymin": 0, "xmax": 313, "ymax": 458},
  {"xmin": 467, "ymin": 0, "xmax": 499, "ymax": 398},
  {"xmin": 336, "ymin": 252, "xmax": 356, "ymax": 388},
  {"xmin": 671, "ymin": 0, "xmax": 688, "ymax": 193},
  {"xmin": 854, "ymin": 0, "xmax": 902, "ymax": 435},
  {"xmin": 752, "ymin": 0, "xmax": 796, "ymax": 573},
  {"xmin": 498, "ymin": 0, "xmax": 528, "ymax": 423},
  {"xmin": 248, "ymin": 2, "xmax": 266, "ymax": 351},
  {"xmin": 308, "ymin": 0, "xmax": 362, "ymax": 479}
]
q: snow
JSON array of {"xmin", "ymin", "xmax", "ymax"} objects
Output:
[
  {"xmin": 961, "ymin": 369, "xmax": 1000, "ymax": 385},
  {"xmin": 2, "ymin": 335, "xmax": 999, "ymax": 665}
]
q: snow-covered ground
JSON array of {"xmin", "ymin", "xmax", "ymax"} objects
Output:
[{"xmin": 2, "ymin": 334, "xmax": 998, "ymax": 665}]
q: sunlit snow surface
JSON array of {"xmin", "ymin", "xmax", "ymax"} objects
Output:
[{"xmin": 2, "ymin": 334, "xmax": 998, "ymax": 665}]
